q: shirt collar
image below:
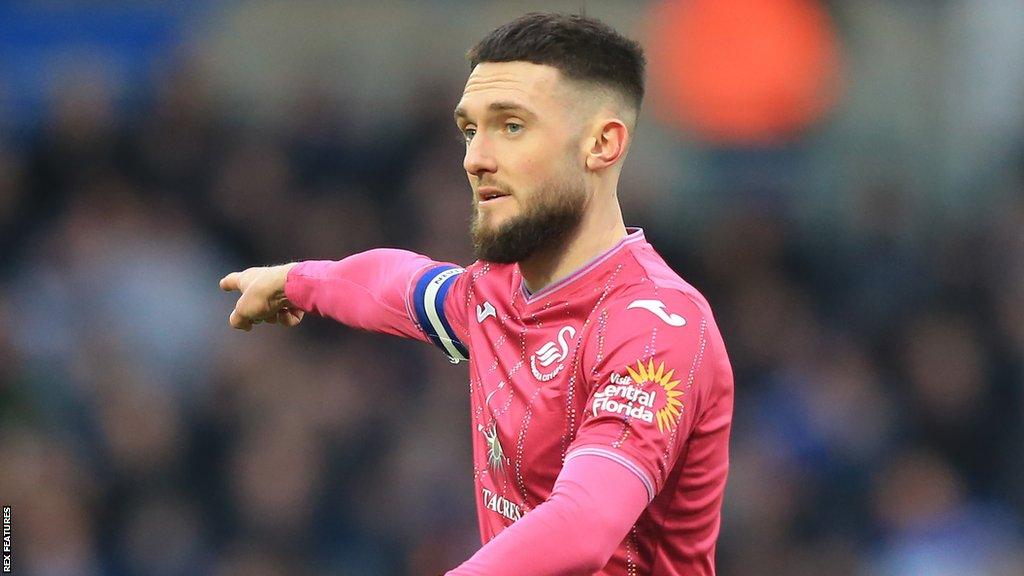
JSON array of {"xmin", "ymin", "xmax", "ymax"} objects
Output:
[{"xmin": 519, "ymin": 227, "xmax": 645, "ymax": 303}]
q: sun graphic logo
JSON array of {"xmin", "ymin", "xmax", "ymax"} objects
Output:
[
  {"xmin": 628, "ymin": 360, "xmax": 686, "ymax": 433},
  {"xmin": 593, "ymin": 359, "xmax": 686, "ymax": 434}
]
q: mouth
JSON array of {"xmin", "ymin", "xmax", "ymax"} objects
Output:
[{"xmin": 477, "ymin": 186, "xmax": 511, "ymax": 204}]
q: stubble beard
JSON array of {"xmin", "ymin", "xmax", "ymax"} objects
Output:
[{"xmin": 470, "ymin": 174, "xmax": 587, "ymax": 264}]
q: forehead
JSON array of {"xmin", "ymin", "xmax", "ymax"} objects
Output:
[{"xmin": 456, "ymin": 61, "xmax": 569, "ymax": 117}]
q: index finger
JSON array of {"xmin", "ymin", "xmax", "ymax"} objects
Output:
[{"xmin": 220, "ymin": 272, "xmax": 241, "ymax": 292}]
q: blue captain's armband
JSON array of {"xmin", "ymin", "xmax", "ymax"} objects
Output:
[{"xmin": 413, "ymin": 265, "xmax": 469, "ymax": 363}]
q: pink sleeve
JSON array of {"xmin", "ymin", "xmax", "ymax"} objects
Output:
[
  {"xmin": 569, "ymin": 291, "xmax": 713, "ymax": 499},
  {"xmin": 284, "ymin": 248, "xmax": 470, "ymax": 362},
  {"xmin": 445, "ymin": 454, "xmax": 649, "ymax": 576}
]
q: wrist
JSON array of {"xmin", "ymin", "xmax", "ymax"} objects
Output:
[{"xmin": 276, "ymin": 262, "xmax": 300, "ymax": 305}]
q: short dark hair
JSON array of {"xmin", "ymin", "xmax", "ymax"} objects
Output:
[{"xmin": 467, "ymin": 12, "xmax": 646, "ymax": 113}]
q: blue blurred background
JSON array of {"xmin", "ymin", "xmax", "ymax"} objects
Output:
[{"xmin": 0, "ymin": 1, "xmax": 1022, "ymax": 574}]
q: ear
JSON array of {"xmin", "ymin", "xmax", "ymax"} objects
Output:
[{"xmin": 585, "ymin": 119, "xmax": 629, "ymax": 171}]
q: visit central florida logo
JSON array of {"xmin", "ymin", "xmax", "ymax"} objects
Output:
[{"xmin": 592, "ymin": 359, "xmax": 685, "ymax": 433}]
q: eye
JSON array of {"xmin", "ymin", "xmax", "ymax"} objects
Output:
[
  {"xmin": 461, "ymin": 127, "xmax": 477, "ymax": 144},
  {"xmin": 506, "ymin": 122, "xmax": 522, "ymax": 134}
]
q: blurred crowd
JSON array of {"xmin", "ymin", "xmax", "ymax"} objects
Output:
[{"xmin": 1, "ymin": 2, "xmax": 1023, "ymax": 575}]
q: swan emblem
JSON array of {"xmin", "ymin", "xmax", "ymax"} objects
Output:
[{"xmin": 530, "ymin": 325, "xmax": 577, "ymax": 381}]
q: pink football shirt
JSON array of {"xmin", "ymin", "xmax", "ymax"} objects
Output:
[{"xmin": 286, "ymin": 228, "xmax": 734, "ymax": 575}]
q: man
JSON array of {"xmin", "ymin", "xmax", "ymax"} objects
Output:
[{"xmin": 220, "ymin": 13, "xmax": 733, "ymax": 575}]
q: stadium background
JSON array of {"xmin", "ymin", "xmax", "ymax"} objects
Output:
[{"xmin": 0, "ymin": 1, "xmax": 1022, "ymax": 574}]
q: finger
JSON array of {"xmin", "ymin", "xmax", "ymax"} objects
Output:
[
  {"xmin": 235, "ymin": 292, "xmax": 272, "ymax": 323},
  {"xmin": 229, "ymin": 309, "xmax": 253, "ymax": 331},
  {"xmin": 220, "ymin": 272, "xmax": 241, "ymax": 292}
]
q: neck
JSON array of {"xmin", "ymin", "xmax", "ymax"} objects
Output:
[{"xmin": 519, "ymin": 189, "xmax": 627, "ymax": 294}]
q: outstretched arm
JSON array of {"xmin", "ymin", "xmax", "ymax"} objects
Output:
[{"xmin": 220, "ymin": 249, "xmax": 470, "ymax": 360}]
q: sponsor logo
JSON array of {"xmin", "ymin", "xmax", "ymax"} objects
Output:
[
  {"xmin": 482, "ymin": 488, "xmax": 523, "ymax": 523},
  {"xmin": 476, "ymin": 301, "xmax": 497, "ymax": 323},
  {"xmin": 593, "ymin": 372, "xmax": 657, "ymax": 424},
  {"xmin": 626, "ymin": 299, "xmax": 686, "ymax": 327},
  {"xmin": 530, "ymin": 325, "xmax": 577, "ymax": 381},
  {"xmin": 592, "ymin": 359, "xmax": 685, "ymax": 433}
]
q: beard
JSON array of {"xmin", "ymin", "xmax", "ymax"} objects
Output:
[{"xmin": 470, "ymin": 174, "xmax": 587, "ymax": 264}]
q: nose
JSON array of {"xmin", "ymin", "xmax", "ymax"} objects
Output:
[{"xmin": 463, "ymin": 131, "xmax": 497, "ymax": 178}]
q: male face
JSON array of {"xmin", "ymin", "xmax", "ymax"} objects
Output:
[{"xmin": 454, "ymin": 62, "xmax": 589, "ymax": 263}]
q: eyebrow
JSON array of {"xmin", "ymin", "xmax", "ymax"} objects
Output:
[{"xmin": 454, "ymin": 101, "xmax": 535, "ymax": 122}]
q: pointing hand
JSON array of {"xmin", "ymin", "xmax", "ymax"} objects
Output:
[{"xmin": 219, "ymin": 264, "xmax": 305, "ymax": 331}]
